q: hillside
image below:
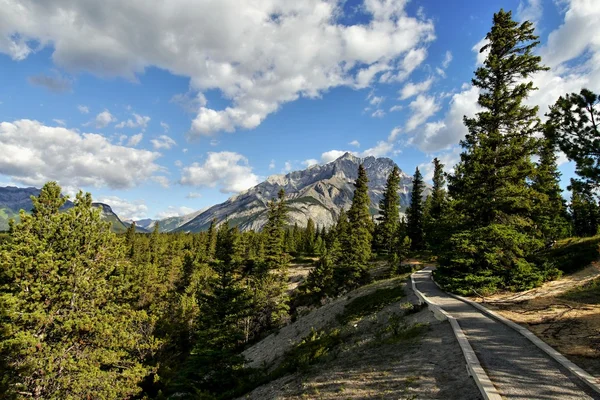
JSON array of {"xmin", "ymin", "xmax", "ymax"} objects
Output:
[{"xmin": 177, "ymin": 152, "xmax": 424, "ymax": 233}]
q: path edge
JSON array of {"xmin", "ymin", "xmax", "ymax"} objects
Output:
[
  {"xmin": 429, "ymin": 273, "xmax": 600, "ymax": 396},
  {"xmin": 410, "ymin": 273, "xmax": 502, "ymax": 400}
]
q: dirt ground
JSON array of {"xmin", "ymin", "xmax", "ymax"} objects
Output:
[
  {"xmin": 239, "ymin": 308, "xmax": 481, "ymax": 400},
  {"xmin": 470, "ymin": 263, "xmax": 600, "ymax": 377}
]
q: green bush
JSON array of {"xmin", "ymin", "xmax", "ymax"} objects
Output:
[{"xmin": 337, "ymin": 285, "xmax": 405, "ymax": 324}]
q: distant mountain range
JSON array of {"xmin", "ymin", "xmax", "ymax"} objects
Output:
[
  {"xmin": 174, "ymin": 152, "xmax": 424, "ymax": 232},
  {"xmin": 0, "ymin": 153, "xmax": 424, "ymax": 233},
  {"xmin": 0, "ymin": 186, "xmax": 130, "ymax": 233}
]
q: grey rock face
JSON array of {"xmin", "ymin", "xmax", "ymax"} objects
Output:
[{"xmin": 176, "ymin": 152, "xmax": 424, "ymax": 233}]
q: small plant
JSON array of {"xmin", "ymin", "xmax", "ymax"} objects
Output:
[{"xmin": 337, "ymin": 285, "xmax": 405, "ymax": 325}]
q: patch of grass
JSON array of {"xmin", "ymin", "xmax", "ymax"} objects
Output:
[
  {"xmin": 537, "ymin": 235, "xmax": 600, "ymax": 274},
  {"xmin": 561, "ymin": 277, "xmax": 600, "ymax": 304},
  {"xmin": 337, "ymin": 285, "xmax": 405, "ymax": 325}
]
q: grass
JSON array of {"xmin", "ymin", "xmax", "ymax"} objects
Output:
[
  {"xmin": 537, "ymin": 235, "xmax": 600, "ymax": 274},
  {"xmin": 337, "ymin": 285, "xmax": 405, "ymax": 325},
  {"xmin": 561, "ymin": 277, "xmax": 600, "ymax": 304}
]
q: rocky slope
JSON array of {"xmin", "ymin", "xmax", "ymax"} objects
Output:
[
  {"xmin": 176, "ymin": 152, "xmax": 425, "ymax": 233},
  {"xmin": 0, "ymin": 186, "xmax": 129, "ymax": 233}
]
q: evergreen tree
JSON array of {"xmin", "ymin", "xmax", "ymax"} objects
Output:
[
  {"xmin": 440, "ymin": 10, "xmax": 551, "ymax": 292},
  {"xmin": 339, "ymin": 164, "xmax": 374, "ymax": 288},
  {"xmin": 424, "ymin": 158, "xmax": 447, "ymax": 250},
  {"xmin": 125, "ymin": 220, "xmax": 136, "ymax": 258},
  {"xmin": 547, "ymin": 89, "xmax": 600, "ymax": 195},
  {"xmin": 532, "ymin": 137, "xmax": 570, "ymax": 241},
  {"xmin": 0, "ymin": 183, "xmax": 156, "ymax": 399},
  {"xmin": 570, "ymin": 182, "xmax": 600, "ymax": 237},
  {"xmin": 303, "ymin": 218, "xmax": 316, "ymax": 254},
  {"xmin": 376, "ymin": 166, "xmax": 401, "ymax": 256},
  {"xmin": 206, "ymin": 218, "xmax": 217, "ymax": 260},
  {"xmin": 407, "ymin": 167, "xmax": 425, "ymax": 250}
]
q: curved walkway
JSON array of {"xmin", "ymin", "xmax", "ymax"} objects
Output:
[{"xmin": 412, "ymin": 267, "xmax": 600, "ymax": 400}]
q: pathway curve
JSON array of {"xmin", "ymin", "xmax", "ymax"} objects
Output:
[{"xmin": 413, "ymin": 267, "xmax": 599, "ymax": 400}]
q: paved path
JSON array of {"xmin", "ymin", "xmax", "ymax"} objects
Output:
[{"xmin": 413, "ymin": 267, "xmax": 600, "ymax": 400}]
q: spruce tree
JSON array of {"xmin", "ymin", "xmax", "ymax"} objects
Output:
[
  {"xmin": 407, "ymin": 167, "xmax": 425, "ymax": 250},
  {"xmin": 424, "ymin": 158, "xmax": 447, "ymax": 250},
  {"xmin": 206, "ymin": 218, "xmax": 217, "ymax": 260},
  {"xmin": 339, "ymin": 164, "xmax": 374, "ymax": 288},
  {"xmin": 441, "ymin": 10, "xmax": 550, "ymax": 292},
  {"xmin": 303, "ymin": 218, "xmax": 316, "ymax": 254},
  {"xmin": 532, "ymin": 137, "xmax": 570, "ymax": 242},
  {"xmin": 570, "ymin": 182, "xmax": 600, "ymax": 237},
  {"xmin": 377, "ymin": 166, "xmax": 401, "ymax": 256},
  {"xmin": 0, "ymin": 183, "xmax": 156, "ymax": 399}
]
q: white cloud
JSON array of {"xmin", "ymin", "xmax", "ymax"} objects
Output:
[
  {"xmin": 321, "ymin": 150, "xmax": 352, "ymax": 164},
  {"xmin": 0, "ymin": 1, "xmax": 435, "ymax": 136},
  {"xmin": 155, "ymin": 206, "xmax": 195, "ymax": 220},
  {"xmin": 410, "ymin": 85, "xmax": 480, "ymax": 152},
  {"xmin": 442, "ymin": 50, "xmax": 453, "ymax": 68},
  {"xmin": 127, "ymin": 133, "xmax": 143, "ymax": 146},
  {"xmin": 405, "ymin": 94, "xmax": 440, "ymax": 131},
  {"xmin": 210, "ymin": 139, "xmax": 219, "ymax": 146},
  {"xmin": 151, "ymin": 135, "xmax": 177, "ymax": 150},
  {"xmin": 436, "ymin": 67, "xmax": 446, "ymax": 78},
  {"xmin": 389, "ymin": 105, "xmax": 403, "ymax": 112},
  {"xmin": 160, "ymin": 121, "xmax": 169, "ymax": 132},
  {"xmin": 0, "ymin": 120, "xmax": 162, "ymax": 189},
  {"xmin": 96, "ymin": 196, "xmax": 149, "ymax": 220},
  {"xmin": 371, "ymin": 109, "xmax": 385, "ymax": 118},
  {"xmin": 174, "ymin": 160, "xmax": 183, "ymax": 167},
  {"xmin": 180, "ymin": 151, "xmax": 260, "ymax": 193},
  {"xmin": 302, "ymin": 158, "xmax": 319, "ymax": 167},
  {"xmin": 171, "ymin": 91, "xmax": 208, "ymax": 113},
  {"xmin": 418, "ymin": 147, "xmax": 462, "ymax": 181},
  {"xmin": 368, "ymin": 94, "xmax": 385, "ymax": 106},
  {"xmin": 399, "ymin": 77, "xmax": 434, "ymax": 100},
  {"xmin": 388, "ymin": 126, "xmax": 402, "ymax": 142},
  {"xmin": 517, "ymin": 0, "xmax": 543, "ymax": 26},
  {"xmin": 283, "ymin": 161, "xmax": 292, "ymax": 172},
  {"xmin": 269, "ymin": 159, "xmax": 275, "ymax": 169},
  {"xmin": 77, "ymin": 105, "xmax": 89, "ymax": 114},
  {"xmin": 360, "ymin": 140, "xmax": 393, "ymax": 157},
  {"xmin": 152, "ymin": 176, "xmax": 170, "ymax": 188},
  {"xmin": 472, "ymin": 38, "xmax": 490, "ymax": 66},
  {"xmin": 53, "ymin": 119, "xmax": 66, "ymax": 126},
  {"xmin": 186, "ymin": 192, "xmax": 202, "ymax": 199},
  {"xmin": 115, "ymin": 113, "xmax": 150, "ymax": 130},
  {"xmin": 91, "ymin": 110, "xmax": 116, "ymax": 129},
  {"xmin": 349, "ymin": 140, "xmax": 360, "ymax": 147}
]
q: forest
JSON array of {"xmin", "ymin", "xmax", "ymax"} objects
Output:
[{"xmin": 1, "ymin": 8, "xmax": 600, "ymax": 400}]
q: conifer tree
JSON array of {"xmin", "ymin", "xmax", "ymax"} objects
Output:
[
  {"xmin": 377, "ymin": 166, "xmax": 401, "ymax": 256},
  {"xmin": 441, "ymin": 10, "xmax": 550, "ymax": 291},
  {"xmin": 303, "ymin": 218, "xmax": 316, "ymax": 254},
  {"xmin": 407, "ymin": 167, "xmax": 425, "ymax": 250},
  {"xmin": 570, "ymin": 183, "xmax": 600, "ymax": 237},
  {"xmin": 424, "ymin": 158, "xmax": 447, "ymax": 250},
  {"xmin": 532, "ymin": 138, "xmax": 570, "ymax": 241},
  {"xmin": 206, "ymin": 218, "xmax": 217, "ymax": 260},
  {"xmin": 125, "ymin": 220, "xmax": 136, "ymax": 258},
  {"xmin": 0, "ymin": 182, "xmax": 156, "ymax": 399},
  {"xmin": 339, "ymin": 164, "xmax": 374, "ymax": 288}
]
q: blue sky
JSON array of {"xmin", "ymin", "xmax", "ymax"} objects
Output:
[{"xmin": 0, "ymin": 0, "xmax": 598, "ymax": 220}]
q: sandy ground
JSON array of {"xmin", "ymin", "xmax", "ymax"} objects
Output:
[
  {"xmin": 470, "ymin": 263, "xmax": 600, "ymax": 377},
  {"xmin": 239, "ymin": 308, "xmax": 481, "ymax": 400}
]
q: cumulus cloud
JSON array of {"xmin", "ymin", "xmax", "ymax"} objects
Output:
[
  {"xmin": 371, "ymin": 109, "xmax": 385, "ymax": 118},
  {"xmin": 284, "ymin": 161, "xmax": 292, "ymax": 172},
  {"xmin": 28, "ymin": 71, "xmax": 72, "ymax": 93},
  {"xmin": 91, "ymin": 110, "xmax": 116, "ymax": 128},
  {"xmin": 388, "ymin": 126, "xmax": 402, "ymax": 142},
  {"xmin": 399, "ymin": 77, "xmax": 434, "ymax": 100},
  {"xmin": 517, "ymin": 0, "xmax": 543, "ymax": 26},
  {"xmin": 405, "ymin": 94, "xmax": 440, "ymax": 132},
  {"xmin": 360, "ymin": 140, "xmax": 393, "ymax": 157},
  {"xmin": 180, "ymin": 151, "xmax": 260, "ymax": 193},
  {"xmin": 0, "ymin": 119, "xmax": 162, "ymax": 189},
  {"xmin": 77, "ymin": 105, "xmax": 89, "ymax": 114},
  {"xmin": 302, "ymin": 159, "xmax": 319, "ymax": 167},
  {"xmin": 170, "ymin": 91, "xmax": 208, "ymax": 113},
  {"xmin": 96, "ymin": 195, "xmax": 148, "ymax": 220},
  {"xmin": 151, "ymin": 135, "xmax": 177, "ymax": 150},
  {"xmin": 389, "ymin": 105, "xmax": 403, "ymax": 112},
  {"xmin": 116, "ymin": 113, "xmax": 151, "ymax": 130},
  {"xmin": 0, "ymin": 0, "xmax": 435, "ymax": 136},
  {"xmin": 269, "ymin": 159, "xmax": 275, "ymax": 169},
  {"xmin": 127, "ymin": 133, "xmax": 143, "ymax": 146},
  {"xmin": 186, "ymin": 192, "xmax": 202, "ymax": 199},
  {"xmin": 152, "ymin": 176, "xmax": 170, "ymax": 188},
  {"xmin": 321, "ymin": 150, "xmax": 351, "ymax": 164},
  {"xmin": 349, "ymin": 140, "xmax": 360, "ymax": 147},
  {"xmin": 155, "ymin": 206, "xmax": 195, "ymax": 220},
  {"xmin": 472, "ymin": 38, "xmax": 490, "ymax": 66}
]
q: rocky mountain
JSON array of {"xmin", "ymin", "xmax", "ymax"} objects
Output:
[
  {"xmin": 127, "ymin": 209, "xmax": 206, "ymax": 233},
  {"xmin": 176, "ymin": 152, "xmax": 426, "ymax": 233},
  {"xmin": 0, "ymin": 186, "xmax": 129, "ymax": 233}
]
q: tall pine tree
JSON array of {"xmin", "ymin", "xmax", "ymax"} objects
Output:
[
  {"xmin": 407, "ymin": 167, "xmax": 425, "ymax": 250},
  {"xmin": 440, "ymin": 10, "xmax": 551, "ymax": 292},
  {"xmin": 424, "ymin": 158, "xmax": 447, "ymax": 250},
  {"xmin": 376, "ymin": 165, "xmax": 401, "ymax": 256}
]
